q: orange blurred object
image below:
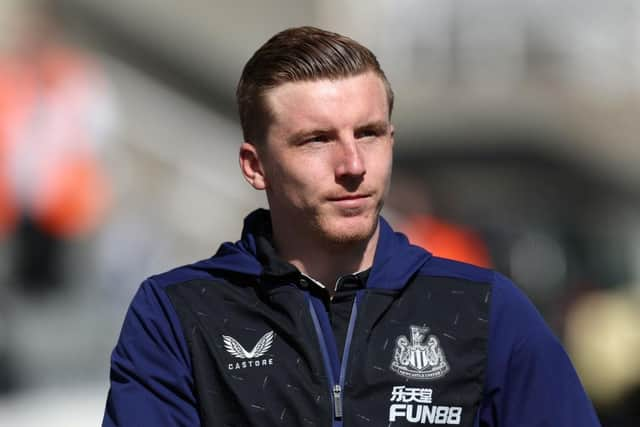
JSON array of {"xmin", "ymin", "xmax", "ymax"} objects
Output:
[
  {"xmin": 0, "ymin": 43, "xmax": 111, "ymax": 239},
  {"xmin": 397, "ymin": 214, "xmax": 492, "ymax": 268},
  {"xmin": 34, "ymin": 152, "xmax": 111, "ymax": 237}
]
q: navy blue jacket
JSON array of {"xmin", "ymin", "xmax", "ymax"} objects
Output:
[{"xmin": 104, "ymin": 209, "xmax": 600, "ymax": 426}]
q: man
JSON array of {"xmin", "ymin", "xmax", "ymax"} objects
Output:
[{"xmin": 104, "ymin": 27, "xmax": 600, "ymax": 426}]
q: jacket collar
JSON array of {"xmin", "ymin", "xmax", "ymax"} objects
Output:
[{"xmin": 200, "ymin": 208, "xmax": 431, "ymax": 291}]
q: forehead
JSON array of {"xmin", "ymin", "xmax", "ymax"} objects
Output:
[{"xmin": 264, "ymin": 72, "xmax": 390, "ymax": 133}]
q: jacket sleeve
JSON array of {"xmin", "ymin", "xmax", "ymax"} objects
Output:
[
  {"xmin": 479, "ymin": 272, "xmax": 601, "ymax": 426},
  {"xmin": 103, "ymin": 279, "xmax": 200, "ymax": 426}
]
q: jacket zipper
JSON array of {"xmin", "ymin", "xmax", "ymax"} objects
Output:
[
  {"xmin": 307, "ymin": 292, "xmax": 361, "ymax": 426},
  {"xmin": 332, "ymin": 384, "xmax": 343, "ymax": 418}
]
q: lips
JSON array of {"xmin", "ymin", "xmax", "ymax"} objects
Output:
[
  {"xmin": 328, "ymin": 194, "xmax": 370, "ymax": 202},
  {"xmin": 327, "ymin": 194, "xmax": 372, "ymax": 212}
]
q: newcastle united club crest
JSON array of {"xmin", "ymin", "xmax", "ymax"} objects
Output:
[{"xmin": 390, "ymin": 325, "xmax": 450, "ymax": 380}]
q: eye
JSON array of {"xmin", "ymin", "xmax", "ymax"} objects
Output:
[
  {"xmin": 356, "ymin": 128, "xmax": 382, "ymax": 139},
  {"xmin": 302, "ymin": 134, "xmax": 330, "ymax": 144}
]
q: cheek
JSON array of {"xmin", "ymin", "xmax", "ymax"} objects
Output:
[
  {"xmin": 281, "ymin": 155, "xmax": 331, "ymax": 184},
  {"xmin": 366, "ymin": 146, "xmax": 394, "ymax": 181},
  {"xmin": 266, "ymin": 162, "xmax": 319, "ymax": 202}
]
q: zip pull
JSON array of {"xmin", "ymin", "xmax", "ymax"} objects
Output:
[{"xmin": 333, "ymin": 384, "xmax": 343, "ymax": 419}]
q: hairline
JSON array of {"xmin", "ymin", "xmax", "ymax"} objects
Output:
[{"xmin": 249, "ymin": 68, "xmax": 394, "ymax": 147}]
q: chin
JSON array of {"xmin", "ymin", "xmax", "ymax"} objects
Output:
[{"xmin": 321, "ymin": 214, "xmax": 379, "ymax": 245}]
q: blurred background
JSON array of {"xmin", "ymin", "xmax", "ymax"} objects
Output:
[{"xmin": 0, "ymin": 0, "xmax": 639, "ymax": 425}]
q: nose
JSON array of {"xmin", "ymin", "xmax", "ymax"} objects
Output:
[{"xmin": 335, "ymin": 138, "xmax": 366, "ymax": 179}]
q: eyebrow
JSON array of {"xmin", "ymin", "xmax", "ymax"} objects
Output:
[{"xmin": 355, "ymin": 120, "xmax": 390, "ymax": 135}]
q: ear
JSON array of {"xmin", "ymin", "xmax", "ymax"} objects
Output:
[{"xmin": 239, "ymin": 142, "xmax": 267, "ymax": 190}]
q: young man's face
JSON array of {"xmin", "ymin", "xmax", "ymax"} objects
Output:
[{"xmin": 240, "ymin": 71, "xmax": 394, "ymax": 245}]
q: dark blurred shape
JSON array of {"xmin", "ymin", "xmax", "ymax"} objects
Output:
[{"xmin": 13, "ymin": 217, "xmax": 66, "ymax": 287}]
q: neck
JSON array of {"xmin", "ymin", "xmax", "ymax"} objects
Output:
[{"xmin": 271, "ymin": 220, "xmax": 379, "ymax": 292}]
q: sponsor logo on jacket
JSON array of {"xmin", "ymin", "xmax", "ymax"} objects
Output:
[
  {"xmin": 223, "ymin": 330, "xmax": 274, "ymax": 370},
  {"xmin": 389, "ymin": 386, "xmax": 462, "ymax": 425}
]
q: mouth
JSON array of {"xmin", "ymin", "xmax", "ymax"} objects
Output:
[
  {"xmin": 327, "ymin": 194, "xmax": 372, "ymax": 210},
  {"xmin": 328, "ymin": 194, "xmax": 370, "ymax": 202}
]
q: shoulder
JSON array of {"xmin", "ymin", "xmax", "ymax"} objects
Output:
[
  {"xmin": 119, "ymin": 259, "xmax": 229, "ymax": 346},
  {"xmin": 113, "ymin": 259, "xmax": 228, "ymax": 371},
  {"xmin": 143, "ymin": 259, "xmax": 218, "ymax": 291},
  {"xmin": 417, "ymin": 255, "xmax": 545, "ymax": 349},
  {"xmin": 417, "ymin": 256, "xmax": 555, "ymax": 371},
  {"xmin": 418, "ymin": 256, "xmax": 536, "ymax": 315},
  {"xmin": 418, "ymin": 255, "xmax": 495, "ymax": 284}
]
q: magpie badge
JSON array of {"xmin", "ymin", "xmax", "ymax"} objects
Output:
[{"xmin": 391, "ymin": 325, "xmax": 450, "ymax": 380}]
